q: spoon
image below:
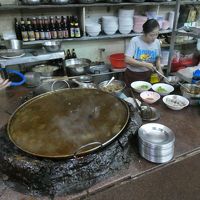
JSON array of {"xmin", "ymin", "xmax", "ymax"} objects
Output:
[{"xmin": 104, "ymin": 76, "xmax": 115, "ymax": 87}]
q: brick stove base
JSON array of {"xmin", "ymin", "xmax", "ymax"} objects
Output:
[{"xmin": 0, "ymin": 110, "xmax": 141, "ymax": 198}]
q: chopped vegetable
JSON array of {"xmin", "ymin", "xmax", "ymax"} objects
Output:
[
  {"xmin": 136, "ymin": 85, "xmax": 149, "ymax": 90},
  {"xmin": 156, "ymin": 86, "xmax": 167, "ymax": 93}
]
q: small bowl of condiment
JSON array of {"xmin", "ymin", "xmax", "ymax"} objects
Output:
[{"xmin": 140, "ymin": 91, "xmax": 160, "ymax": 104}]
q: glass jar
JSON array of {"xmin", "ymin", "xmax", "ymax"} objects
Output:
[{"xmin": 150, "ymin": 73, "xmax": 160, "ymax": 84}]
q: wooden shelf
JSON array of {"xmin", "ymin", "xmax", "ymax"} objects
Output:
[{"xmin": 23, "ymin": 29, "xmax": 172, "ymax": 45}]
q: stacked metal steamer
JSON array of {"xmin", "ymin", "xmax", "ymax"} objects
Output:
[{"xmin": 138, "ymin": 123, "xmax": 175, "ymax": 163}]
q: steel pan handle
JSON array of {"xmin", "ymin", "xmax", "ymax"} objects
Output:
[
  {"xmin": 74, "ymin": 142, "xmax": 102, "ymax": 158},
  {"xmin": 51, "ymin": 80, "xmax": 70, "ymax": 91}
]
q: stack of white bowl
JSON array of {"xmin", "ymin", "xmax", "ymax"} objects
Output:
[
  {"xmin": 138, "ymin": 123, "xmax": 175, "ymax": 163},
  {"xmin": 118, "ymin": 9, "xmax": 134, "ymax": 34},
  {"xmin": 133, "ymin": 15, "xmax": 147, "ymax": 33},
  {"xmin": 85, "ymin": 23, "xmax": 101, "ymax": 37},
  {"xmin": 102, "ymin": 16, "xmax": 118, "ymax": 35}
]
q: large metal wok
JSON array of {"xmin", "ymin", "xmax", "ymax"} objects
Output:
[{"xmin": 7, "ymin": 88, "xmax": 129, "ymax": 158}]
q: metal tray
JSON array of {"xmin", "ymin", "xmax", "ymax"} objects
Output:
[
  {"xmin": 138, "ymin": 123, "xmax": 175, "ymax": 148},
  {"xmin": 0, "ymin": 49, "xmax": 25, "ymax": 59}
]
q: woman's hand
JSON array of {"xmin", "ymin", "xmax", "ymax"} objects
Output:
[
  {"xmin": 144, "ymin": 62, "xmax": 155, "ymax": 71},
  {"xmin": 0, "ymin": 78, "xmax": 11, "ymax": 90}
]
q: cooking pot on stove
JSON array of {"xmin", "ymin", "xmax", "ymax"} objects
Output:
[
  {"xmin": 64, "ymin": 58, "xmax": 91, "ymax": 76},
  {"xmin": 7, "ymin": 88, "xmax": 129, "ymax": 158}
]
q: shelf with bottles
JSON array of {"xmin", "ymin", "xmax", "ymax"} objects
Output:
[{"xmin": 22, "ymin": 29, "xmax": 172, "ymax": 45}]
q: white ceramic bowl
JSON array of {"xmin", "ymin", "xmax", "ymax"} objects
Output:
[
  {"xmin": 152, "ymin": 83, "xmax": 174, "ymax": 96},
  {"xmin": 140, "ymin": 91, "xmax": 161, "ymax": 104},
  {"xmin": 131, "ymin": 81, "xmax": 152, "ymax": 93},
  {"xmin": 163, "ymin": 95, "xmax": 189, "ymax": 110},
  {"xmin": 86, "ymin": 30, "xmax": 101, "ymax": 37}
]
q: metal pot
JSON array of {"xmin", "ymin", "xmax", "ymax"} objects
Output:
[
  {"xmin": 7, "ymin": 88, "xmax": 129, "ymax": 158},
  {"xmin": 20, "ymin": 0, "xmax": 41, "ymax": 5},
  {"xmin": 5, "ymin": 39, "xmax": 22, "ymax": 50},
  {"xmin": 88, "ymin": 64, "xmax": 110, "ymax": 74},
  {"xmin": 32, "ymin": 64, "xmax": 59, "ymax": 77},
  {"xmin": 65, "ymin": 58, "xmax": 91, "ymax": 76},
  {"xmin": 180, "ymin": 83, "xmax": 200, "ymax": 105}
]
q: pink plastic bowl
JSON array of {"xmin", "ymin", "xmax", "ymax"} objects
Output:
[{"xmin": 140, "ymin": 91, "xmax": 161, "ymax": 104}]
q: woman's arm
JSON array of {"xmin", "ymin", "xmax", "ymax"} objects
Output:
[
  {"xmin": 125, "ymin": 56, "xmax": 155, "ymax": 71},
  {"xmin": 155, "ymin": 57, "xmax": 164, "ymax": 74}
]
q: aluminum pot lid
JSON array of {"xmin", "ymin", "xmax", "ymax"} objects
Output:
[
  {"xmin": 138, "ymin": 123, "xmax": 175, "ymax": 148},
  {"xmin": 7, "ymin": 88, "xmax": 129, "ymax": 158}
]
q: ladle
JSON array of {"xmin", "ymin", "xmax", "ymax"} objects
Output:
[
  {"xmin": 153, "ymin": 67, "xmax": 191, "ymax": 93},
  {"xmin": 104, "ymin": 76, "xmax": 115, "ymax": 87}
]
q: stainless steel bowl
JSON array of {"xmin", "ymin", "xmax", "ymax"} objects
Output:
[
  {"xmin": 180, "ymin": 83, "xmax": 200, "ymax": 105},
  {"xmin": 50, "ymin": 0, "xmax": 70, "ymax": 4},
  {"xmin": 78, "ymin": 0, "xmax": 96, "ymax": 3},
  {"xmin": 32, "ymin": 64, "xmax": 59, "ymax": 77},
  {"xmin": 65, "ymin": 58, "xmax": 91, "ymax": 76},
  {"xmin": 164, "ymin": 76, "xmax": 180, "ymax": 86},
  {"xmin": 20, "ymin": 0, "xmax": 41, "ymax": 5},
  {"xmin": 43, "ymin": 41, "xmax": 61, "ymax": 52},
  {"xmin": 98, "ymin": 80, "xmax": 126, "ymax": 96}
]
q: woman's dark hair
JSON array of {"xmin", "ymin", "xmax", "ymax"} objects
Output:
[{"xmin": 143, "ymin": 19, "xmax": 160, "ymax": 34}]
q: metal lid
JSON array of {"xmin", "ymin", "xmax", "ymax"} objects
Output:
[{"xmin": 138, "ymin": 123, "xmax": 175, "ymax": 148}]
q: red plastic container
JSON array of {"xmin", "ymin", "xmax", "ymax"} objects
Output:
[{"xmin": 109, "ymin": 53, "xmax": 126, "ymax": 69}]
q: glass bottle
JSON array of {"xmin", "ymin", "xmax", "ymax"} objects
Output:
[
  {"xmin": 44, "ymin": 16, "xmax": 51, "ymax": 40},
  {"xmin": 62, "ymin": 16, "xmax": 69, "ymax": 38},
  {"xmin": 56, "ymin": 16, "xmax": 64, "ymax": 39},
  {"xmin": 14, "ymin": 18, "xmax": 22, "ymax": 40},
  {"xmin": 150, "ymin": 73, "xmax": 160, "ymax": 84},
  {"xmin": 38, "ymin": 17, "xmax": 45, "ymax": 40},
  {"xmin": 71, "ymin": 48, "xmax": 77, "ymax": 58},
  {"xmin": 32, "ymin": 17, "xmax": 40, "ymax": 40},
  {"xmin": 69, "ymin": 16, "xmax": 75, "ymax": 38},
  {"xmin": 20, "ymin": 18, "xmax": 29, "ymax": 42},
  {"xmin": 66, "ymin": 49, "xmax": 72, "ymax": 59},
  {"xmin": 49, "ymin": 16, "xmax": 57, "ymax": 39},
  {"xmin": 74, "ymin": 16, "xmax": 81, "ymax": 38},
  {"xmin": 27, "ymin": 18, "xmax": 35, "ymax": 41}
]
